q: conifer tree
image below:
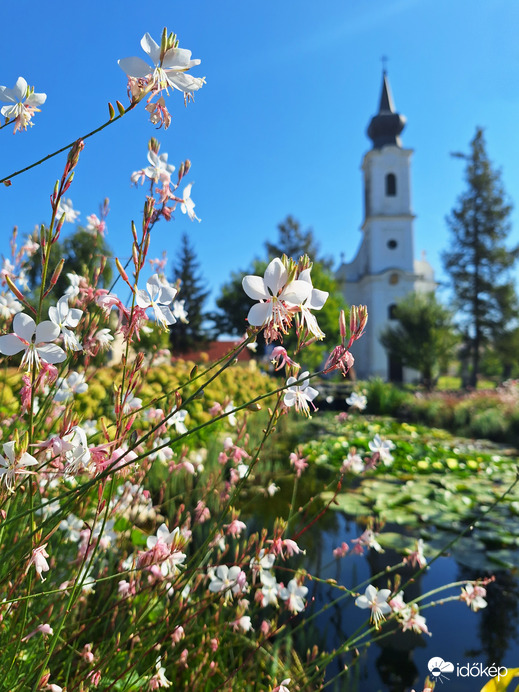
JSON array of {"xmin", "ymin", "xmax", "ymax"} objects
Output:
[
  {"xmin": 443, "ymin": 128, "xmax": 519, "ymax": 388},
  {"xmin": 169, "ymin": 233, "xmax": 210, "ymax": 353}
]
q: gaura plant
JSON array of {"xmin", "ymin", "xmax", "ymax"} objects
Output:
[{"xmin": 0, "ymin": 27, "xmax": 512, "ymax": 692}]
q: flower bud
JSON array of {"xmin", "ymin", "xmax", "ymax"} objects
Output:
[
  {"xmin": 116, "ymin": 101, "xmax": 125, "ymax": 116},
  {"xmin": 108, "ymin": 102, "xmax": 115, "ymax": 120},
  {"xmin": 50, "ymin": 258, "xmax": 65, "ymax": 286}
]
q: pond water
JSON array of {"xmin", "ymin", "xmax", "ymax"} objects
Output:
[{"xmin": 301, "ymin": 512, "xmax": 519, "ymax": 692}]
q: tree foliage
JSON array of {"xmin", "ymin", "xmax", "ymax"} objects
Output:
[
  {"xmin": 442, "ymin": 128, "xmax": 519, "ymax": 387},
  {"xmin": 169, "ymin": 233, "xmax": 211, "ymax": 354},
  {"xmin": 379, "ymin": 292, "xmax": 459, "ymax": 390},
  {"xmin": 27, "ymin": 227, "xmax": 113, "ymax": 301}
]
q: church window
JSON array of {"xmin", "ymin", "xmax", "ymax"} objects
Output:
[
  {"xmin": 385, "ymin": 173, "xmax": 397, "ymax": 196},
  {"xmin": 388, "ymin": 304, "xmax": 398, "ymax": 320},
  {"xmin": 389, "ymin": 273, "xmax": 399, "ymax": 285},
  {"xmin": 387, "ymin": 239, "xmax": 397, "ymax": 249}
]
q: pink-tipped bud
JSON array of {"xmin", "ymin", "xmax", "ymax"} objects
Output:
[
  {"xmin": 184, "ymin": 159, "xmax": 191, "ymax": 176},
  {"xmin": 108, "ymin": 102, "xmax": 115, "ymax": 120},
  {"xmin": 67, "ymin": 139, "xmax": 84, "ymax": 169},
  {"xmin": 50, "ymin": 258, "xmax": 65, "ymax": 286},
  {"xmin": 115, "ymin": 258, "xmax": 131, "ymax": 287},
  {"xmin": 131, "ymin": 221, "xmax": 138, "ymax": 243},
  {"xmin": 132, "ymin": 243, "xmax": 139, "ymax": 270},
  {"xmin": 339, "ymin": 309, "xmax": 347, "ymax": 340},
  {"xmin": 349, "ymin": 306, "xmax": 357, "ymax": 336},
  {"xmin": 6, "ymin": 275, "xmax": 27, "ymax": 304},
  {"xmin": 116, "ymin": 100, "xmax": 125, "ymax": 116}
]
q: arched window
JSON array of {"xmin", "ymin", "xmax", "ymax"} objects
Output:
[
  {"xmin": 385, "ymin": 173, "xmax": 397, "ymax": 197},
  {"xmin": 388, "ymin": 303, "xmax": 398, "ymax": 320}
]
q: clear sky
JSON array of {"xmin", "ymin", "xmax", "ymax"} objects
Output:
[{"xmin": 1, "ymin": 0, "xmax": 518, "ymax": 311}]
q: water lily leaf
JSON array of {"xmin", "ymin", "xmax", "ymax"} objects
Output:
[
  {"xmin": 321, "ymin": 491, "xmax": 371, "ymax": 516},
  {"xmin": 376, "ymin": 531, "xmax": 417, "ymax": 551},
  {"xmin": 488, "ymin": 549, "xmax": 519, "ymax": 571}
]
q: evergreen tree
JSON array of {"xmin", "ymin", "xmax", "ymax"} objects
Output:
[
  {"xmin": 265, "ymin": 215, "xmax": 332, "ymax": 269},
  {"xmin": 379, "ymin": 292, "xmax": 459, "ymax": 390},
  {"xmin": 442, "ymin": 128, "xmax": 519, "ymax": 388},
  {"xmin": 169, "ymin": 234, "xmax": 210, "ymax": 353}
]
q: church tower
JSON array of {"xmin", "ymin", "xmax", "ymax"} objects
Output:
[{"xmin": 337, "ymin": 71, "xmax": 435, "ymax": 381}]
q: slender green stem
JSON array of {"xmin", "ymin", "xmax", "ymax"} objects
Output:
[{"xmin": 0, "ymin": 103, "xmax": 137, "ymax": 185}]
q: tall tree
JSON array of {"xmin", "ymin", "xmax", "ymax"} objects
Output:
[
  {"xmin": 442, "ymin": 128, "xmax": 519, "ymax": 388},
  {"xmin": 265, "ymin": 215, "xmax": 332, "ymax": 269},
  {"xmin": 169, "ymin": 234, "xmax": 210, "ymax": 354},
  {"xmin": 379, "ymin": 292, "xmax": 459, "ymax": 390}
]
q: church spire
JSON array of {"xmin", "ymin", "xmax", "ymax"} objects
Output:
[{"xmin": 367, "ymin": 70, "xmax": 406, "ymax": 149}]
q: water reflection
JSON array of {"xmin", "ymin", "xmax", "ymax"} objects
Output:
[
  {"xmin": 245, "ymin": 474, "xmax": 519, "ymax": 690},
  {"xmin": 301, "ymin": 513, "xmax": 519, "ymax": 692}
]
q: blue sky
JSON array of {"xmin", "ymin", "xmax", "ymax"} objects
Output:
[{"xmin": 1, "ymin": 0, "xmax": 518, "ymax": 311}]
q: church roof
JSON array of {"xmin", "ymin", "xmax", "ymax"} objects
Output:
[{"xmin": 367, "ymin": 71, "xmax": 407, "ymax": 149}]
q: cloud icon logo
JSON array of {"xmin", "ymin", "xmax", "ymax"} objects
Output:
[{"xmin": 428, "ymin": 657, "xmax": 454, "ymax": 682}]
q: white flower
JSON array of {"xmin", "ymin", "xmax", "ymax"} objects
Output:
[
  {"xmin": 346, "ymin": 392, "xmax": 367, "ymax": 411},
  {"xmin": 167, "ymin": 408, "xmax": 188, "ymax": 435},
  {"xmin": 0, "ymin": 77, "xmax": 46, "ymax": 132},
  {"xmin": 461, "ymin": 583, "xmax": 488, "ymax": 612},
  {"xmin": 53, "ymin": 371, "xmax": 88, "ymax": 402},
  {"xmin": 118, "ymin": 32, "xmax": 205, "ymax": 97},
  {"xmin": 136, "ymin": 274, "xmax": 177, "ymax": 329},
  {"xmin": 64, "ymin": 273, "xmax": 85, "ymax": 300},
  {"xmin": 59, "ymin": 513, "xmax": 83, "ymax": 542},
  {"xmin": 242, "ymin": 258, "xmax": 312, "ymax": 331},
  {"xmin": 142, "ymin": 149, "xmax": 175, "ymax": 184},
  {"xmin": 0, "ymin": 292, "xmax": 23, "ymax": 319},
  {"xmin": 369, "ymin": 434, "xmax": 395, "ymax": 466},
  {"xmin": 153, "ymin": 657, "xmax": 172, "ymax": 688},
  {"xmin": 0, "ymin": 441, "xmax": 38, "ymax": 492},
  {"xmin": 48, "ymin": 296, "xmax": 83, "ymax": 351},
  {"xmin": 355, "ymin": 584, "xmax": 392, "ymax": 629},
  {"xmin": 172, "ymin": 300, "xmax": 188, "ymax": 323},
  {"xmin": 297, "ymin": 268, "xmax": 328, "ymax": 340},
  {"xmin": 56, "ymin": 198, "xmax": 79, "ymax": 223},
  {"xmin": 123, "ymin": 392, "xmax": 142, "ymax": 413},
  {"xmin": 283, "ymin": 371, "xmax": 319, "ymax": 417},
  {"xmin": 208, "ymin": 565, "xmax": 246, "ymax": 600},
  {"xmin": 94, "ymin": 328, "xmax": 114, "ymax": 350},
  {"xmin": 180, "ymin": 183, "xmax": 200, "ymax": 222},
  {"xmin": 279, "ymin": 578, "xmax": 308, "ymax": 613},
  {"xmin": 260, "ymin": 571, "xmax": 279, "ymax": 606},
  {"xmin": 62, "ymin": 426, "xmax": 91, "ymax": 474},
  {"xmin": 0, "ymin": 312, "xmax": 66, "ymax": 370}
]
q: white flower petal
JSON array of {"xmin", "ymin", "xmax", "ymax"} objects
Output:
[
  {"xmin": 13, "ymin": 313, "xmax": 36, "ymax": 341},
  {"xmin": 118, "ymin": 56, "xmax": 152, "ymax": 79},
  {"xmin": 242, "ymin": 275, "xmax": 269, "ymax": 301},
  {"xmin": 36, "ymin": 343, "xmax": 66, "ymax": 364},
  {"xmin": 247, "ymin": 302, "xmax": 272, "ymax": 327},
  {"xmin": 35, "ymin": 321, "xmax": 60, "ymax": 344},
  {"xmin": 281, "ymin": 280, "xmax": 312, "ymax": 305},
  {"xmin": 263, "ymin": 259, "xmax": 287, "ymax": 296},
  {"xmin": 0, "ymin": 333, "xmax": 25, "ymax": 356},
  {"xmin": 140, "ymin": 32, "xmax": 161, "ymax": 64}
]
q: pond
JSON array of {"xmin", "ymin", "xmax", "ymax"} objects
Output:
[
  {"xmin": 249, "ymin": 414, "xmax": 519, "ymax": 691},
  {"xmin": 303, "ymin": 512, "xmax": 519, "ymax": 692}
]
